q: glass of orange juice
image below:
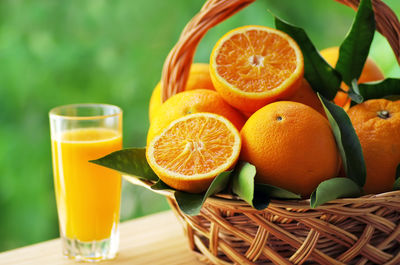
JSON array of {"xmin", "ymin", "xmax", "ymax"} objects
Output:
[{"xmin": 49, "ymin": 104, "xmax": 122, "ymax": 262}]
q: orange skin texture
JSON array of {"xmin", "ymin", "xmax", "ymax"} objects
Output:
[
  {"xmin": 320, "ymin": 47, "xmax": 384, "ymax": 110},
  {"xmin": 157, "ymin": 173, "xmax": 215, "ymax": 194},
  {"xmin": 241, "ymin": 79, "xmax": 325, "ymax": 118},
  {"xmin": 147, "ymin": 89, "xmax": 246, "ymax": 144},
  {"xmin": 210, "ymin": 25, "xmax": 304, "ymax": 113},
  {"xmin": 211, "ymin": 69, "xmax": 303, "ymax": 113},
  {"xmin": 149, "ymin": 63, "xmax": 214, "ymax": 121},
  {"xmin": 240, "ymin": 101, "xmax": 341, "ymax": 197},
  {"xmin": 283, "ymin": 78, "xmax": 326, "ymax": 116},
  {"xmin": 347, "ymin": 99, "xmax": 400, "ymax": 194}
]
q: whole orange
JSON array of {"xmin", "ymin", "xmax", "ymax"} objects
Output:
[
  {"xmin": 240, "ymin": 101, "xmax": 340, "ymax": 197},
  {"xmin": 320, "ymin": 47, "xmax": 384, "ymax": 110},
  {"xmin": 149, "ymin": 63, "xmax": 214, "ymax": 121},
  {"xmin": 147, "ymin": 89, "xmax": 246, "ymax": 144},
  {"xmin": 347, "ymin": 99, "xmax": 400, "ymax": 194}
]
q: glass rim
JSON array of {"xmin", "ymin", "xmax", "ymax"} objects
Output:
[{"xmin": 49, "ymin": 103, "xmax": 122, "ymax": 121}]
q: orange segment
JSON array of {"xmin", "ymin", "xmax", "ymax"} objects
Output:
[
  {"xmin": 146, "ymin": 113, "xmax": 241, "ymax": 193},
  {"xmin": 210, "ymin": 25, "xmax": 304, "ymax": 113}
]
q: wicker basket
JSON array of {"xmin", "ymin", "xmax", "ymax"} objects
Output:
[{"xmin": 138, "ymin": 0, "xmax": 400, "ymax": 264}]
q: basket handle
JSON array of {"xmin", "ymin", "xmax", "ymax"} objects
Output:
[
  {"xmin": 336, "ymin": 0, "xmax": 400, "ymax": 63},
  {"xmin": 161, "ymin": 0, "xmax": 400, "ymax": 102}
]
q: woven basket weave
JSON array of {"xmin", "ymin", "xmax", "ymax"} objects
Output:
[{"xmin": 139, "ymin": 0, "xmax": 400, "ymax": 264}]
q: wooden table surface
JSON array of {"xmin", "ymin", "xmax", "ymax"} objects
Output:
[{"xmin": 0, "ymin": 211, "xmax": 204, "ymax": 265}]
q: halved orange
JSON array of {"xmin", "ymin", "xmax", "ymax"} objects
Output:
[
  {"xmin": 147, "ymin": 89, "xmax": 246, "ymax": 145},
  {"xmin": 146, "ymin": 113, "xmax": 241, "ymax": 193},
  {"xmin": 210, "ymin": 25, "xmax": 304, "ymax": 113}
]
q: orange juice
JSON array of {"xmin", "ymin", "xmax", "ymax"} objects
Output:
[{"xmin": 51, "ymin": 128, "xmax": 122, "ymax": 242}]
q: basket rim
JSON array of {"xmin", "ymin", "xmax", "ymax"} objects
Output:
[{"xmin": 123, "ymin": 175, "xmax": 400, "ymax": 210}]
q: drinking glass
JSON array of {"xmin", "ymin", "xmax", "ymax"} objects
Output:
[{"xmin": 49, "ymin": 104, "xmax": 122, "ymax": 262}]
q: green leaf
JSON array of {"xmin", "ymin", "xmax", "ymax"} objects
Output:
[
  {"xmin": 255, "ymin": 183, "xmax": 301, "ymax": 200},
  {"xmin": 358, "ymin": 78, "xmax": 400, "ymax": 100},
  {"xmin": 90, "ymin": 148, "xmax": 158, "ymax": 181},
  {"xmin": 232, "ymin": 161, "xmax": 300, "ymax": 210},
  {"xmin": 348, "ymin": 79, "xmax": 364, "ymax": 104},
  {"xmin": 274, "ymin": 16, "xmax": 341, "ymax": 100},
  {"xmin": 310, "ymin": 178, "xmax": 362, "ymax": 208},
  {"xmin": 231, "ymin": 162, "xmax": 262, "ymax": 208},
  {"xmin": 384, "ymin": 95, "xmax": 400, "ymax": 101},
  {"xmin": 151, "ymin": 179, "xmax": 172, "ymax": 190},
  {"xmin": 394, "ymin": 164, "xmax": 400, "ymax": 190},
  {"xmin": 174, "ymin": 171, "xmax": 232, "ymax": 216},
  {"xmin": 318, "ymin": 94, "xmax": 366, "ymax": 187},
  {"xmin": 336, "ymin": 0, "xmax": 375, "ymax": 86}
]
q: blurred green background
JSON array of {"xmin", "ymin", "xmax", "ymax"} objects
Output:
[{"xmin": 0, "ymin": 0, "xmax": 399, "ymax": 252}]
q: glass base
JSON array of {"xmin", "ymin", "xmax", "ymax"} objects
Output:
[{"xmin": 61, "ymin": 232, "xmax": 119, "ymax": 262}]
